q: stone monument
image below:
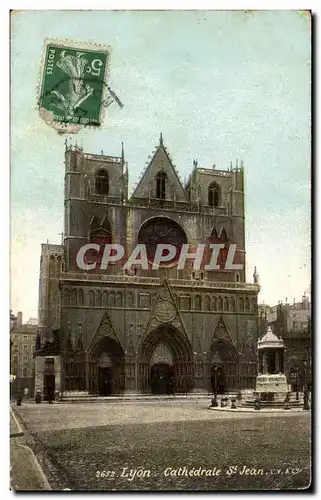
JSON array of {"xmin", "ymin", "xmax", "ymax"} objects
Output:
[
  {"xmin": 255, "ymin": 326, "xmax": 289, "ymax": 401},
  {"xmin": 242, "ymin": 326, "xmax": 301, "ymax": 409}
]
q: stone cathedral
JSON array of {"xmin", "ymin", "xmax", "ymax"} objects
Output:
[{"xmin": 35, "ymin": 134, "xmax": 260, "ymax": 399}]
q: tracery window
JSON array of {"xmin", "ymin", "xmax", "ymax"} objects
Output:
[
  {"xmin": 89, "ymin": 290, "xmax": 95, "ymax": 307},
  {"xmin": 156, "ymin": 171, "xmax": 166, "ymax": 199},
  {"xmin": 96, "ymin": 290, "xmax": 102, "ymax": 307},
  {"xmin": 95, "ymin": 169, "xmax": 109, "ymax": 195},
  {"xmin": 195, "ymin": 295, "xmax": 202, "ymax": 310},
  {"xmin": 77, "ymin": 290, "xmax": 84, "ymax": 306},
  {"xmin": 116, "ymin": 292, "xmax": 123, "ymax": 307},
  {"xmin": 224, "ymin": 296, "xmax": 229, "ymax": 311},
  {"xmin": 126, "ymin": 292, "xmax": 134, "ymax": 308},
  {"xmin": 208, "ymin": 182, "xmax": 221, "ymax": 207},
  {"xmin": 204, "ymin": 295, "xmax": 210, "ymax": 311},
  {"xmin": 103, "ymin": 291, "xmax": 108, "ymax": 306}
]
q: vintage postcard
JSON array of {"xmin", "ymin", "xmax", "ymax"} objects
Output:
[{"xmin": 10, "ymin": 9, "xmax": 311, "ymax": 492}]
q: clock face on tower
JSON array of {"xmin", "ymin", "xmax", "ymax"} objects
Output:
[{"xmin": 138, "ymin": 217, "xmax": 187, "ymax": 266}]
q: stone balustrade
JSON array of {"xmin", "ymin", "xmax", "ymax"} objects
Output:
[{"xmin": 59, "ymin": 272, "xmax": 260, "ymax": 291}]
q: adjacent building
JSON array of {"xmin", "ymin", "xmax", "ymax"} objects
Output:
[
  {"xmin": 11, "ymin": 312, "xmax": 38, "ymax": 398},
  {"xmin": 258, "ymin": 294, "xmax": 311, "ymax": 391},
  {"xmin": 35, "ymin": 136, "xmax": 261, "ymax": 398}
]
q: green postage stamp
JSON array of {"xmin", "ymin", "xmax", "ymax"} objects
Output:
[{"xmin": 38, "ymin": 39, "xmax": 111, "ymax": 132}]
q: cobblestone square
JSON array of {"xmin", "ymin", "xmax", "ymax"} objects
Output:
[{"xmin": 14, "ymin": 401, "xmax": 311, "ymax": 491}]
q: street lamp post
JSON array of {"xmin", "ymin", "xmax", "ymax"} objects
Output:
[
  {"xmin": 135, "ymin": 349, "xmax": 138, "ymax": 395},
  {"xmin": 211, "ymin": 365, "xmax": 218, "ymax": 407},
  {"xmin": 302, "ymin": 357, "xmax": 310, "ymax": 410}
]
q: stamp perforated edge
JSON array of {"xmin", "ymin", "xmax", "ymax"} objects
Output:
[{"xmin": 36, "ymin": 37, "xmax": 112, "ymax": 133}]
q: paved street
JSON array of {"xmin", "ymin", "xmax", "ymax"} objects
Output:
[
  {"xmin": 13, "ymin": 400, "xmax": 311, "ymax": 491},
  {"xmin": 14, "ymin": 399, "xmax": 285, "ymax": 431}
]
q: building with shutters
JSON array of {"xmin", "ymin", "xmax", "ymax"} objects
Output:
[{"xmin": 11, "ymin": 312, "xmax": 38, "ymax": 398}]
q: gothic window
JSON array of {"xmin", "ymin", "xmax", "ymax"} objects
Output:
[
  {"xmin": 116, "ymin": 292, "xmax": 123, "ymax": 307},
  {"xmin": 126, "ymin": 292, "xmax": 134, "ymax": 308},
  {"xmin": 195, "ymin": 295, "xmax": 202, "ymax": 310},
  {"xmin": 224, "ymin": 296, "xmax": 229, "ymax": 311},
  {"xmin": 138, "ymin": 293, "xmax": 150, "ymax": 309},
  {"xmin": 63, "ymin": 289, "xmax": 70, "ymax": 305},
  {"xmin": 109, "ymin": 291, "xmax": 116, "ymax": 307},
  {"xmin": 89, "ymin": 290, "xmax": 95, "ymax": 307},
  {"xmin": 156, "ymin": 171, "xmax": 166, "ymax": 199},
  {"xmin": 236, "ymin": 272, "xmax": 240, "ymax": 282},
  {"xmin": 180, "ymin": 296, "xmax": 191, "ymax": 310},
  {"xmin": 96, "ymin": 290, "xmax": 102, "ymax": 307},
  {"xmin": 204, "ymin": 295, "xmax": 210, "ymax": 311},
  {"xmin": 217, "ymin": 296, "xmax": 223, "ymax": 311},
  {"xmin": 230, "ymin": 297, "xmax": 236, "ymax": 312},
  {"xmin": 77, "ymin": 289, "xmax": 84, "ymax": 306},
  {"xmin": 70, "ymin": 289, "xmax": 77, "ymax": 306},
  {"xmin": 70, "ymin": 152, "xmax": 77, "ymax": 171},
  {"xmin": 95, "ymin": 169, "xmax": 109, "ymax": 195},
  {"xmin": 208, "ymin": 181, "xmax": 221, "ymax": 207},
  {"xmin": 103, "ymin": 291, "xmax": 108, "ymax": 306},
  {"xmin": 212, "ymin": 296, "xmax": 217, "ymax": 311},
  {"xmin": 239, "ymin": 297, "xmax": 244, "ymax": 312},
  {"xmin": 245, "ymin": 297, "xmax": 250, "ymax": 312}
]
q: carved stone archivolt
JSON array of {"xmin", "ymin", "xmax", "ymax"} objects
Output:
[
  {"xmin": 88, "ymin": 310, "xmax": 123, "ymax": 354},
  {"xmin": 211, "ymin": 316, "xmax": 235, "ymax": 347}
]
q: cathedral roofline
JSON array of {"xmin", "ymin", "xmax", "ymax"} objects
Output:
[{"xmin": 130, "ymin": 134, "xmax": 186, "ymax": 201}]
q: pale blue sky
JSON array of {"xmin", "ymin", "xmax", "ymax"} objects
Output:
[{"xmin": 11, "ymin": 10, "xmax": 311, "ymax": 320}]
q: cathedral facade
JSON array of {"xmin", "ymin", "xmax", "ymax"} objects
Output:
[{"xmin": 35, "ymin": 134, "xmax": 260, "ymax": 398}]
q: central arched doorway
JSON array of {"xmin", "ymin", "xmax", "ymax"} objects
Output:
[
  {"xmin": 151, "ymin": 363, "xmax": 175, "ymax": 394},
  {"xmin": 150, "ymin": 343, "xmax": 175, "ymax": 394},
  {"xmin": 88, "ymin": 336, "xmax": 125, "ymax": 395},
  {"xmin": 139, "ymin": 324, "xmax": 193, "ymax": 394},
  {"xmin": 97, "ymin": 353, "xmax": 113, "ymax": 396}
]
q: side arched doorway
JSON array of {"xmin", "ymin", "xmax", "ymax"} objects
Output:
[
  {"xmin": 208, "ymin": 341, "xmax": 239, "ymax": 393},
  {"xmin": 139, "ymin": 325, "xmax": 193, "ymax": 394},
  {"xmin": 88, "ymin": 337, "xmax": 125, "ymax": 395}
]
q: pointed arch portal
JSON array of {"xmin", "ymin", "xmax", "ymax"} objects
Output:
[
  {"xmin": 208, "ymin": 340, "xmax": 239, "ymax": 393},
  {"xmin": 88, "ymin": 336, "xmax": 125, "ymax": 395},
  {"xmin": 139, "ymin": 324, "xmax": 194, "ymax": 394}
]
